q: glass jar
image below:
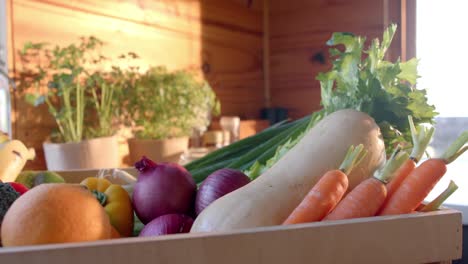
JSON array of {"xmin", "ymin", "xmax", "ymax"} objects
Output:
[{"xmin": 220, "ymin": 116, "xmax": 240, "ymax": 144}]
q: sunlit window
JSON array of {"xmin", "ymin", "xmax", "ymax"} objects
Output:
[
  {"xmin": 417, "ymin": 0, "xmax": 468, "ymax": 206},
  {"xmin": 0, "ymin": 2, "xmax": 10, "ymax": 137},
  {"xmin": 0, "ymin": 77, "xmax": 9, "ymax": 134}
]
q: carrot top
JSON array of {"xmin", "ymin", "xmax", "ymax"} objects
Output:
[
  {"xmin": 420, "ymin": 180, "xmax": 458, "ymax": 212},
  {"xmin": 338, "ymin": 144, "xmax": 367, "ymax": 175},
  {"xmin": 439, "ymin": 131, "xmax": 468, "ymax": 164},
  {"xmin": 408, "ymin": 116, "xmax": 435, "ymax": 163},
  {"xmin": 374, "ymin": 146, "xmax": 410, "ymax": 183}
]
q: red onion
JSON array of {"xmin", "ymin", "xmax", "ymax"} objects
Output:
[
  {"xmin": 195, "ymin": 168, "xmax": 250, "ymax": 215},
  {"xmin": 132, "ymin": 156, "xmax": 196, "ymax": 224},
  {"xmin": 139, "ymin": 214, "xmax": 194, "ymax": 237}
]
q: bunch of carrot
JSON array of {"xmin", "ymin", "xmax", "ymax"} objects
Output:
[
  {"xmin": 283, "ymin": 144, "xmax": 367, "ymax": 224},
  {"xmin": 378, "ymin": 129, "xmax": 467, "ymax": 216},
  {"xmin": 283, "ymin": 116, "xmax": 467, "ymax": 225}
]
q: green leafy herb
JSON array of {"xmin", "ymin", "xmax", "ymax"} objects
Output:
[
  {"xmin": 122, "ymin": 66, "xmax": 220, "ymax": 140},
  {"xmin": 16, "ymin": 37, "xmax": 136, "ymax": 143},
  {"xmin": 318, "ymin": 24, "xmax": 437, "ymax": 152}
]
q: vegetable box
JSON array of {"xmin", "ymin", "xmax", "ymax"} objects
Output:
[{"xmin": 0, "ymin": 168, "xmax": 463, "ymax": 264}]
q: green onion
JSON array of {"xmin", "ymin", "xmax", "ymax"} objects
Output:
[
  {"xmin": 185, "ymin": 116, "xmax": 308, "ymax": 172},
  {"xmin": 232, "ymin": 119, "xmax": 310, "ymax": 173},
  {"xmin": 186, "ymin": 116, "xmax": 311, "ymax": 183}
]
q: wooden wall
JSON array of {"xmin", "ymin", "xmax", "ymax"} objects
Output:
[
  {"xmin": 6, "ymin": 0, "xmax": 264, "ymax": 169},
  {"xmin": 268, "ymin": 0, "xmax": 400, "ymax": 118}
]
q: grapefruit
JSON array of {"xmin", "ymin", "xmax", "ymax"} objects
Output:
[{"xmin": 1, "ymin": 183, "xmax": 112, "ymax": 246}]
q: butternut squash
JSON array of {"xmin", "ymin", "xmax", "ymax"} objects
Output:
[{"xmin": 191, "ymin": 109, "xmax": 386, "ymax": 232}]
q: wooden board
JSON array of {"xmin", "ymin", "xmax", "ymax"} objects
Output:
[
  {"xmin": 8, "ymin": 0, "xmax": 264, "ymax": 170},
  {"xmin": 0, "ymin": 209, "xmax": 462, "ymax": 264},
  {"xmin": 268, "ymin": 0, "xmax": 394, "ymax": 118}
]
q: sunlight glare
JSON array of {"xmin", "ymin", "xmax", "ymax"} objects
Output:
[{"xmin": 416, "ymin": 0, "xmax": 468, "ymax": 117}]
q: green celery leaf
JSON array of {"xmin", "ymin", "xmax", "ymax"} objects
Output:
[
  {"xmin": 380, "ymin": 24, "xmax": 397, "ymax": 57},
  {"xmin": 376, "ymin": 61, "xmax": 401, "ymax": 88},
  {"xmin": 398, "ymin": 58, "xmax": 420, "ymax": 85},
  {"xmin": 326, "ymin": 32, "xmax": 358, "ymax": 52}
]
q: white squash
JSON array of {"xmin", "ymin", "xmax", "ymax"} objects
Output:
[{"xmin": 191, "ymin": 109, "xmax": 386, "ymax": 233}]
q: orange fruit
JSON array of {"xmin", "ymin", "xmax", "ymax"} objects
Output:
[
  {"xmin": 1, "ymin": 183, "xmax": 112, "ymax": 246},
  {"xmin": 110, "ymin": 226, "xmax": 121, "ymax": 239}
]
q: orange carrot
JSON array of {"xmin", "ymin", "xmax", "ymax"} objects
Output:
[
  {"xmin": 379, "ymin": 131, "xmax": 467, "ymax": 216},
  {"xmin": 283, "ymin": 144, "xmax": 366, "ymax": 224},
  {"xmin": 384, "ymin": 116, "xmax": 434, "ymax": 202},
  {"xmin": 324, "ymin": 146, "xmax": 409, "ymax": 221},
  {"xmin": 385, "ymin": 159, "xmax": 416, "ymax": 198}
]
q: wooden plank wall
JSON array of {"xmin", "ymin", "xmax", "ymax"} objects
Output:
[
  {"xmin": 268, "ymin": 0, "xmax": 398, "ymax": 119},
  {"xmin": 6, "ymin": 0, "xmax": 264, "ymax": 169}
]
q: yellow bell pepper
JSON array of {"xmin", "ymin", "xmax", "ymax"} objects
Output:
[{"xmin": 80, "ymin": 177, "xmax": 134, "ymax": 237}]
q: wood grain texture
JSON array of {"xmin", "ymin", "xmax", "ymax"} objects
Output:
[
  {"xmin": 399, "ymin": 0, "xmax": 416, "ymax": 61},
  {"xmin": 9, "ymin": 0, "xmax": 263, "ymax": 169},
  {"xmin": 269, "ymin": 0, "xmax": 391, "ymax": 118},
  {"xmin": 384, "ymin": 0, "xmax": 404, "ymax": 62},
  {"xmin": 0, "ymin": 208, "xmax": 462, "ymax": 264}
]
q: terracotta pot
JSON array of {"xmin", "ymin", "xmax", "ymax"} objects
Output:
[
  {"xmin": 43, "ymin": 136, "xmax": 120, "ymax": 171},
  {"xmin": 128, "ymin": 137, "xmax": 189, "ymax": 164}
]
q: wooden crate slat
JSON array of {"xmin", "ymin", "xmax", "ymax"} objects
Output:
[{"xmin": 0, "ymin": 210, "xmax": 462, "ymax": 264}]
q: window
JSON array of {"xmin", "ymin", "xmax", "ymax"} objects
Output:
[
  {"xmin": 0, "ymin": 0, "xmax": 11, "ymax": 137},
  {"xmin": 416, "ymin": 0, "xmax": 468, "ymax": 205}
]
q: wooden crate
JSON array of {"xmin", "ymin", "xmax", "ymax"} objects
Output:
[
  {"xmin": 0, "ymin": 211, "xmax": 462, "ymax": 264},
  {"xmin": 0, "ymin": 169, "xmax": 463, "ymax": 264}
]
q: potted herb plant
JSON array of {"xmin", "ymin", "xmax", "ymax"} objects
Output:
[
  {"xmin": 122, "ymin": 66, "xmax": 220, "ymax": 164},
  {"xmin": 16, "ymin": 37, "xmax": 127, "ymax": 170}
]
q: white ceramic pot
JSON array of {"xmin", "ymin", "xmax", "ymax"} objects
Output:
[
  {"xmin": 43, "ymin": 136, "xmax": 120, "ymax": 171},
  {"xmin": 128, "ymin": 136, "xmax": 189, "ymax": 164}
]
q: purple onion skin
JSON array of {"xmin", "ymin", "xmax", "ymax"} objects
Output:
[
  {"xmin": 133, "ymin": 156, "xmax": 196, "ymax": 224},
  {"xmin": 139, "ymin": 214, "xmax": 194, "ymax": 237},
  {"xmin": 195, "ymin": 168, "xmax": 251, "ymax": 215}
]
